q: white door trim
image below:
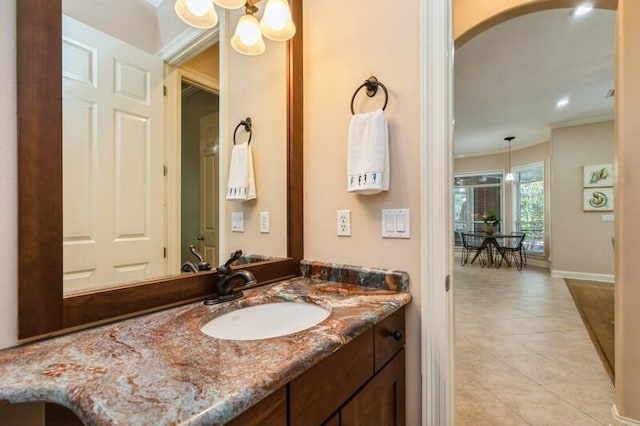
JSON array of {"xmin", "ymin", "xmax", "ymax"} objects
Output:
[
  {"xmin": 164, "ymin": 66, "xmax": 221, "ymax": 274},
  {"xmin": 420, "ymin": 0, "xmax": 454, "ymax": 424}
]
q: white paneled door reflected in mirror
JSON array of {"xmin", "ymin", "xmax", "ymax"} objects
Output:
[{"xmin": 61, "ymin": 1, "xmax": 288, "ymax": 295}]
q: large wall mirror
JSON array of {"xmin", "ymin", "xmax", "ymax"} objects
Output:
[{"xmin": 17, "ymin": 0, "xmax": 303, "ymax": 339}]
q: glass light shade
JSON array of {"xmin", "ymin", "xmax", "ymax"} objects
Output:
[
  {"xmin": 259, "ymin": 0, "xmax": 296, "ymax": 41},
  {"xmin": 505, "ymin": 172, "xmax": 514, "ymax": 181},
  {"xmin": 175, "ymin": 0, "xmax": 218, "ymax": 29},
  {"xmin": 231, "ymin": 14, "xmax": 266, "ymax": 56},
  {"xmin": 213, "ymin": 0, "xmax": 246, "ymax": 9}
]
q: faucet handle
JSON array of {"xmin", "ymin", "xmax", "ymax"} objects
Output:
[
  {"xmin": 224, "ymin": 250, "xmax": 243, "ymax": 267},
  {"xmin": 189, "ymin": 245, "xmax": 205, "ymax": 263},
  {"xmin": 217, "ymin": 249, "xmax": 243, "ymax": 275}
]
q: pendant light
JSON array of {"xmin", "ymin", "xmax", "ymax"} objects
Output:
[
  {"xmin": 505, "ymin": 136, "xmax": 515, "ymax": 181},
  {"xmin": 174, "ymin": 0, "xmax": 219, "ymax": 29}
]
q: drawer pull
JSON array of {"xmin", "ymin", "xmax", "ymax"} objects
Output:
[{"xmin": 391, "ymin": 330, "xmax": 403, "ymax": 341}]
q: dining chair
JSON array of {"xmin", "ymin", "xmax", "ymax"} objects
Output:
[
  {"xmin": 496, "ymin": 234, "xmax": 526, "ymax": 271},
  {"xmin": 460, "ymin": 232, "xmax": 486, "ymax": 267},
  {"xmin": 511, "ymin": 232, "xmax": 528, "ymax": 266}
]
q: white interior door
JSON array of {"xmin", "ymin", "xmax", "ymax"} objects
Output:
[
  {"xmin": 62, "ymin": 15, "xmax": 164, "ymax": 294},
  {"xmin": 200, "ymin": 112, "xmax": 219, "ymax": 264}
]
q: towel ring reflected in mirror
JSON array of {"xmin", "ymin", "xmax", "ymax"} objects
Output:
[
  {"xmin": 350, "ymin": 76, "xmax": 388, "ymax": 115},
  {"xmin": 233, "ymin": 117, "xmax": 253, "ymax": 145}
]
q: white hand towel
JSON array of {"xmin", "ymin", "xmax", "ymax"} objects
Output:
[
  {"xmin": 347, "ymin": 109, "xmax": 389, "ymax": 194},
  {"xmin": 226, "ymin": 142, "xmax": 256, "ymax": 201}
]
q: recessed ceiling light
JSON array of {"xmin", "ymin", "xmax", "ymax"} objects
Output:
[
  {"xmin": 556, "ymin": 97, "xmax": 570, "ymax": 108},
  {"xmin": 574, "ymin": 4, "xmax": 594, "ymax": 16}
]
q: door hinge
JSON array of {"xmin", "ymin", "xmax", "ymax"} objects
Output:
[
  {"xmin": 163, "ymin": 247, "xmax": 167, "ymax": 258},
  {"xmin": 163, "ymin": 165, "xmax": 168, "ymax": 176},
  {"xmin": 445, "ymin": 275, "xmax": 450, "ymax": 292},
  {"xmin": 163, "ymin": 85, "xmax": 167, "ymax": 96}
]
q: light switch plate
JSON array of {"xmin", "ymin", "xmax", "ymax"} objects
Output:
[
  {"xmin": 382, "ymin": 209, "xmax": 410, "ymax": 239},
  {"xmin": 260, "ymin": 211, "xmax": 270, "ymax": 233},
  {"xmin": 231, "ymin": 212, "xmax": 244, "ymax": 232}
]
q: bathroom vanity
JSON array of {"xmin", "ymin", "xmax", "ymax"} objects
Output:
[{"xmin": 0, "ymin": 262, "xmax": 410, "ymax": 425}]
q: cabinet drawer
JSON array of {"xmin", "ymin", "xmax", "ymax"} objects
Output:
[
  {"xmin": 290, "ymin": 329, "xmax": 374, "ymax": 425},
  {"xmin": 374, "ymin": 307, "xmax": 405, "ymax": 373}
]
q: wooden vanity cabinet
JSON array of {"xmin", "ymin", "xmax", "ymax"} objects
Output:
[
  {"xmin": 233, "ymin": 307, "xmax": 406, "ymax": 426},
  {"xmin": 290, "ymin": 306, "xmax": 406, "ymax": 426}
]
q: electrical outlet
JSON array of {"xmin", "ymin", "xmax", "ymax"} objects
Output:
[
  {"xmin": 260, "ymin": 211, "xmax": 270, "ymax": 233},
  {"xmin": 337, "ymin": 210, "xmax": 351, "ymax": 237}
]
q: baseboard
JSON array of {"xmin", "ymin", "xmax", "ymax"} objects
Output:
[
  {"xmin": 613, "ymin": 405, "xmax": 640, "ymax": 425},
  {"xmin": 551, "ymin": 269, "xmax": 614, "ymax": 283}
]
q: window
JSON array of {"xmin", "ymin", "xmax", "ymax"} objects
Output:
[
  {"xmin": 454, "ymin": 172, "xmax": 503, "ymax": 246},
  {"xmin": 513, "ymin": 163, "xmax": 544, "ymax": 255}
]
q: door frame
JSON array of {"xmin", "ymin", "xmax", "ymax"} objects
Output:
[
  {"xmin": 165, "ymin": 67, "xmax": 220, "ymax": 275},
  {"xmin": 420, "ymin": 0, "xmax": 454, "ymax": 424}
]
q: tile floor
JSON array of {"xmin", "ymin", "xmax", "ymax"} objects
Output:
[{"xmin": 454, "ymin": 261, "xmax": 615, "ymax": 425}]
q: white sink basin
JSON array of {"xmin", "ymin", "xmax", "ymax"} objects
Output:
[{"xmin": 200, "ymin": 302, "xmax": 331, "ymax": 341}]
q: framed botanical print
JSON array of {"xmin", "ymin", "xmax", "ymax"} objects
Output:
[
  {"xmin": 583, "ymin": 187, "xmax": 614, "ymax": 211},
  {"xmin": 583, "ymin": 164, "xmax": 613, "ymax": 187}
]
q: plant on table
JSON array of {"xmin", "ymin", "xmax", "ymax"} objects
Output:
[{"xmin": 483, "ymin": 208, "xmax": 500, "ymax": 235}]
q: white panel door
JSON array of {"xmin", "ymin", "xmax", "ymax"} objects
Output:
[
  {"xmin": 200, "ymin": 113, "xmax": 219, "ymax": 264},
  {"xmin": 62, "ymin": 16, "xmax": 164, "ymax": 294}
]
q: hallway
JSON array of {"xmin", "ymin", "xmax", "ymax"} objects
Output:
[{"xmin": 454, "ymin": 263, "xmax": 614, "ymax": 425}]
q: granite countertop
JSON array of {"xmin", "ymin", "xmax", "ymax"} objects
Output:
[{"xmin": 0, "ymin": 266, "xmax": 411, "ymax": 425}]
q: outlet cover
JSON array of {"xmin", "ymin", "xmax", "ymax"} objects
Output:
[{"xmin": 337, "ymin": 210, "xmax": 351, "ymax": 237}]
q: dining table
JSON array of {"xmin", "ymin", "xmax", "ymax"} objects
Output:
[{"xmin": 466, "ymin": 232, "xmax": 512, "ymax": 267}]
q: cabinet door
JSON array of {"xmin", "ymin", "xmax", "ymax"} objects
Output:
[
  {"xmin": 290, "ymin": 329, "xmax": 374, "ymax": 425},
  {"xmin": 228, "ymin": 387, "xmax": 286, "ymax": 426},
  {"xmin": 341, "ymin": 349, "xmax": 405, "ymax": 426}
]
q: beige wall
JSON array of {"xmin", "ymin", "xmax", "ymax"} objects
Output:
[
  {"xmin": 303, "ymin": 1, "xmax": 421, "ymax": 423},
  {"xmin": 182, "ymin": 44, "xmax": 220, "ymax": 81},
  {"xmin": 455, "ymin": 142, "xmax": 550, "ymax": 239},
  {"xmin": 224, "ymin": 9, "xmax": 288, "ymax": 259},
  {"xmin": 615, "ymin": 0, "xmax": 640, "ymax": 419},
  {"xmin": 550, "ymin": 121, "xmax": 615, "ymax": 276}
]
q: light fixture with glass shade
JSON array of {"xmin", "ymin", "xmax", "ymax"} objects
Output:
[
  {"xmin": 505, "ymin": 136, "xmax": 515, "ymax": 181},
  {"xmin": 174, "ymin": 0, "xmax": 219, "ymax": 29},
  {"xmin": 230, "ymin": 3, "xmax": 266, "ymax": 56},
  {"xmin": 260, "ymin": 0, "xmax": 296, "ymax": 41},
  {"xmin": 174, "ymin": 0, "xmax": 296, "ymax": 56}
]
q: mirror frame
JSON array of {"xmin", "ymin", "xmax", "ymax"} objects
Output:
[{"xmin": 17, "ymin": 0, "xmax": 303, "ymax": 339}]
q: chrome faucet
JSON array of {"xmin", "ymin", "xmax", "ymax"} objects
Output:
[{"xmin": 204, "ymin": 250, "xmax": 257, "ymax": 305}]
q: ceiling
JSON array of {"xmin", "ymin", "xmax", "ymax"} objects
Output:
[{"xmin": 454, "ymin": 8, "xmax": 616, "ymax": 157}]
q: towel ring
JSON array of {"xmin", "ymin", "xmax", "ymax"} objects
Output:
[
  {"xmin": 350, "ymin": 76, "xmax": 388, "ymax": 115},
  {"xmin": 233, "ymin": 117, "xmax": 252, "ymax": 145}
]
